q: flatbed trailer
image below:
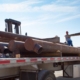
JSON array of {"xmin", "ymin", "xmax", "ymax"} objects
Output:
[
  {"xmin": 0, "ymin": 56, "xmax": 80, "ymax": 80},
  {"xmin": 0, "ymin": 19, "xmax": 80, "ymax": 80}
]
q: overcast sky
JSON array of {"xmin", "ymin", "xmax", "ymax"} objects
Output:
[{"xmin": 0, "ymin": 0, "xmax": 80, "ymax": 46}]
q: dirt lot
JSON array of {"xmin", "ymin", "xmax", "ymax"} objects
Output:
[{"xmin": 55, "ymin": 71, "xmax": 80, "ymax": 80}]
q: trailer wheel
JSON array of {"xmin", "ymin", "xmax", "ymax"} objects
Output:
[{"xmin": 38, "ymin": 70, "xmax": 56, "ymax": 80}]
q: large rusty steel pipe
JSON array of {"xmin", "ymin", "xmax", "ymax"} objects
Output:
[
  {"xmin": 8, "ymin": 40, "xmax": 27, "ymax": 52},
  {"xmin": 24, "ymin": 38, "xmax": 80, "ymax": 54},
  {"xmin": 0, "ymin": 31, "xmax": 40, "ymax": 42},
  {"xmin": 0, "ymin": 31, "xmax": 60, "ymax": 43}
]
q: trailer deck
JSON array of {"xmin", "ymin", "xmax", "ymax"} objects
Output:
[{"xmin": 0, "ymin": 57, "xmax": 80, "ymax": 68}]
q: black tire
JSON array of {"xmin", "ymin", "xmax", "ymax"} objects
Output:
[{"xmin": 38, "ymin": 70, "xmax": 56, "ymax": 80}]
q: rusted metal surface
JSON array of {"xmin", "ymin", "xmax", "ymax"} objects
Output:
[
  {"xmin": 69, "ymin": 32, "xmax": 80, "ymax": 37},
  {"xmin": 0, "ymin": 31, "xmax": 61, "ymax": 43},
  {"xmin": 24, "ymin": 38, "xmax": 80, "ymax": 54},
  {"xmin": 42, "ymin": 36, "xmax": 60, "ymax": 43},
  {"xmin": 8, "ymin": 40, "xmax": 27, "ymax": 53},
  {"xmin": 8, "ymin": 40, "xmax": 61, "ymax": 57},
  {"xmin": 0, "ymin": 31, "xmax": 40, "ymax": 42}
]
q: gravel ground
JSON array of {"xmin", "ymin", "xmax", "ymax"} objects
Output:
[{"xmin": 55, "ymin": 71, "xmax": 80, "ymax": 80}]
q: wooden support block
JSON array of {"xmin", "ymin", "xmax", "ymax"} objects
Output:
[{"xmin": 16, "ymin": 54, "xmax": 20, "ymax": 58}]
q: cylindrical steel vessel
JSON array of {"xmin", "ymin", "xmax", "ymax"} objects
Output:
[
  {"xmin": 0, "ymin": 31, "xmax": 40, "ymax": 42},
  {"xmin": 8, "ymin": 40, "xmax": 27, "ymax": 53},
  {"xmin": 24, "ymin": 38, "xmax": 80, "ymax": 54}
]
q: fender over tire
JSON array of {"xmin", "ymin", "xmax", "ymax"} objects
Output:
[{"xmin": 38, "ymin": 70, "xmax": 56, "ymax": 80}]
